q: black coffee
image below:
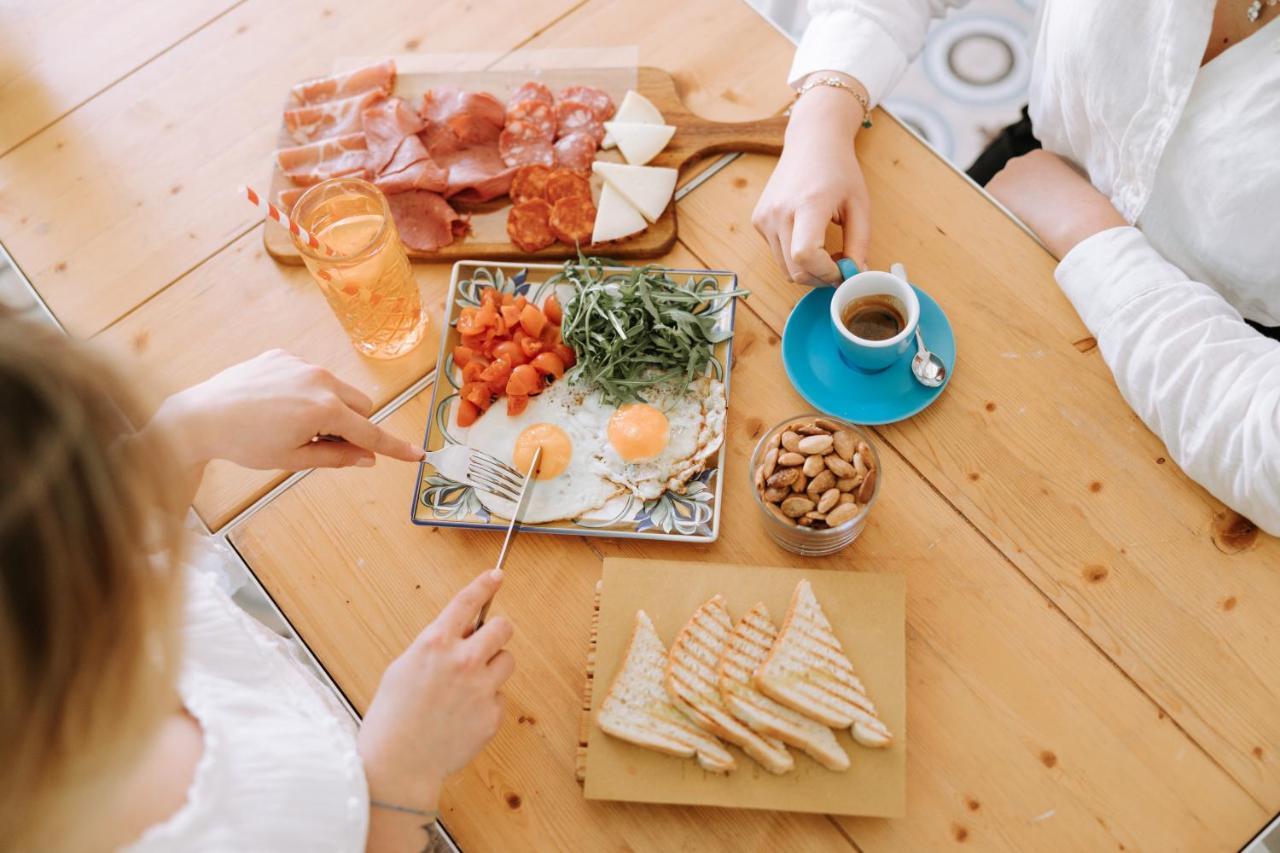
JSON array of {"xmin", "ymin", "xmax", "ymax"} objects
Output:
[{"xmin": 841, "ymin": 295, "xmax": 906, "ymax": 341}]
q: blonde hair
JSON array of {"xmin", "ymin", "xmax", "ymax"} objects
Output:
[{"xmin": 0, "ymin": 313, "xmax": 188, "ymax": 846}]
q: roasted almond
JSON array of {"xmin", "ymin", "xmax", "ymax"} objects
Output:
[
  {"xmin": 754, "ymin": 465, "xmax": 765, "ymax": 489},
  {"xmin": 856, "ymin": 468, "xmax": 877, "ymax": 503},
  {"xmin": 797, "ymin": 434, "xmax": 834, "ymax": 455},
  {"xmin": 807, "ymin": 470, "xmax": 836, "ymax": 498},
  {"xmin": 825, "ymin": 455, "xmax": 856, "ymax": 478},
  {"xmin": 804, "ymin": 510, "xmax": 827, "ymax": 520},
  {"xmin": 796, "ymin": 424, "xmax": 828, "ymax": 436},
  {"xmin": 766, "ymin": 467, "xmax": 800, "ymax": 488},
  {"xmin": 791, "ymin": 474, "xmax": 808, "ymax": 493},
  {"xmin": 838, "ymin": 493, "xmax": 858, "ymax": 505},
  {"xmin": 836, "ymin": 477, "xmax": 859, "ymax": 492},
  {"xmin": 802, "ymin": 454, "xmax": 826, "ymax": 477},
  {"xmin": 781, "ymin": 430, "xmax": 803, "ymax": 453},
  {"xmin": 781, "ymin": 496, "xmax": 816, "ymax": 518},
  {"xmin": 817, "ymin": 488, "xmax": 840, "ymax": 513},
  {"xmin": 856, "ymin": 441, "xmax": 873, "ymax": 464},
  {"xmin": 825, "ymin": 502, "xmax": 860, "ymax": 527},
  {"xmin": 767, "ymin": 503, "xmax": 796, "ymax": 526},
  {"xmin": 764, "ymin": 485, "xmax": 791, "ymax": 503},
  {"xmin": 766, "ymin": 431, "xmax": 782, "ymax": 452},
  {"xmin": 815, "ymin": 418, "xmax": 843, "ymax": 432},
  {"xmin": 763, "ymin": 447, "xmax": 779, "ymax": 479},
  {"xmin": 778, "ymin": 451, "xmax": 805, "ymax": 467},
  {"xmin": 853, "ymin": 452, "xmax": 868, "ymax": 479},
  {"xmin": 796, "ymin": 516, "xmax": 815, "ymax": 527},
  {"xmin": 833, "ymin": 430, "xmax": 855, "ymax": 462}
]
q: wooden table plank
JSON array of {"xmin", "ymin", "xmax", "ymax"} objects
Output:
[
  {"xmin": 230, "ymin": 291, "xmax": 1262, "ymax": 851},
  {"xmin": 672, "ymin": 127, "xmax": 1280, "ymax": 806},
  {"xmin": 0, "ymin": 0, "xmax": 584, "ymax": 336},
  {"xmin": 0, "ymin": 0, "xmax": 240, "ymax": 154}
]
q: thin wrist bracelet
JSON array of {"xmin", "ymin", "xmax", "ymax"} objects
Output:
[
  {"xmin": 371, "ymin": 799, "xmax": 440, "ymax": 822},
  {"xmin": 795, "ymin": 75, "xmax": 873, "ymax": 129}
]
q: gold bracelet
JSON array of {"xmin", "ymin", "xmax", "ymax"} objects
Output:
[{"xmin": 795, "ymin": 75, "xmax": 873, "ymax": 129}]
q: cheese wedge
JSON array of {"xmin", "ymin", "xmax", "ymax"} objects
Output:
[
  {"xmin": 666, "ymin": 595, "xmax": 794, "ymax": 774},
  {"xmin": 754, "ymin": 580, "xmax": 893, "ymax": 748},
  {"xmin": 604, "ymin": 121, "xmax": 676, "ymax": 166},
  {"xmin": 718, "ymin": 602, "xmax": 850, "ymax": 771},
  {"xmin": 591, "ymin": 182, "xmax": 648, "ymax": 244},
  {"xmin": 596, "ymin": 610, "xmax": 736, "ymax": 773},
  {"xmin": 602, "ymin": 89, "xmax": 664, "ymax": 148},
  {"xmin": 592, "ymin": 162, "xmax": 677, "ymax": 223}
]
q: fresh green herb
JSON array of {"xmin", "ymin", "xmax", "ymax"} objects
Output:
[{"xmin": 553, "ymin": 254, "xmax": 749, "ymax": 405}]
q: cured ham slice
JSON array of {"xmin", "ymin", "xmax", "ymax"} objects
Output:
[
  {"xmin": 362, "ymin": 97, "xmax": 426, "ymax": 175},
  {"xmin": 375, "ymin": 135, "xmax": 449, "ymax": 194},
  {"xmin": 283, "ymin": 89, "xmax": 386, "ymax": 144},
  {"xmin": 422, "ymin": 87, "xmax": 505, "ymax": 146},
  {"xmin": 387, "ymin": 191, "xmax": 468, "ymax": 252},
  {"xmin": 437, "ymin": 143, "xmax": 516, "ymax": 203},
  {"xmin": 289, "ymin": 60, "xmax": 396, "ymax": 107},
  {"xmin": 276, "ymin": 133, "xmax": 369, "ymax": 186}
]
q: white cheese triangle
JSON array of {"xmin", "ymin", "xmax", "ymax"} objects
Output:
[
  {"xmin": 592, "ymin": 162, "xmax": 677, "ymax": 223},
  {"xmin": 604, "ymin": 121, "xmax": 675, "ymax": 166},
  {"xmin": 602, "ymin": 89, "xmax": 664, "ymax": 148},
  {"xmin": 591, "ymin": 182, "xmax": 648, "ymax": 244}
]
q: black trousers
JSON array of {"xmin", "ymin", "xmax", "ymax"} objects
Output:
[{"xmin": 967, "ymin": 108, "xmax": 1280, "ymax": 342}]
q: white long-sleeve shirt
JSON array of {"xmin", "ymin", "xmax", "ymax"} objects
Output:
[{"xmin": 791, "ymin": 0, "xmax": 1280, "ymax": 533}]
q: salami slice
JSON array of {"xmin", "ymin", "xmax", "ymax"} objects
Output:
[
  {"xmin": 553, "ymin": 131, "xmax": 597, "ymax": 174},
  {"xmin": 557, "ymin": 85, "xmax": 615, "ymax": 121},
  {"xmin": 508, "ymin": 80, "xmax": 554, "ymax": 108},
  {"xmin": 549, "ymin": 195, "xmax": 597, "ymax": 246},
  {"xmin": 545, "ymin": 168, "xmax": 591, "ymax": 205},
  {"xmin": 507, "ymin": 199, "xmax": 556, "ymax": 252},
  {"xmin": 510, "ymin": 164, "xmax": 553, "ymax": 203},
  {"xmin": 506, "ymin": 98, "xmax": 557, "ymax": 139},
  {"xmin": 499, "ymin": 120, "xmax": 555, "ymax": 168},
  {"xmin": 555, "ymin": 100, "xmax": 605, "ymax": 143}
]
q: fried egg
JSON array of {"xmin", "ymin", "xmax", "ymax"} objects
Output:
[{"xmin": 464, "ymin": 376, "xmax": 726, "ymax": 523}]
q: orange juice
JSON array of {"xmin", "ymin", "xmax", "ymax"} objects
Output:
[{"xmin": 290, "ymin": 178, "xmax": 425, "ymax": 359}]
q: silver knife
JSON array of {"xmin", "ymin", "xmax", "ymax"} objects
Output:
[{"xmin": 472, "ymin": 445, "xmax": 540, "ymax": 634}]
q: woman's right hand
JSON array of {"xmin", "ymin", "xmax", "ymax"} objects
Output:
[
  {"xmin": 752, "ymin": 77, "xmax": 873, "ymax": 284},
  {"xmin": 358, "ymin": 569, "xmax": 515, "ymax": 817}
]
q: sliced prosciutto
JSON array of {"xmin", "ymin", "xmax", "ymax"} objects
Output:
[
  {"xmin": 362, "ymin": 97, "xmax": 426, "ymax": 174},
  {"xmin": 284, "ymin": 89, "xmax": 386, "ymax": 144},
  {"xmin": 276, "ymin": 133, "xmax": 369, "ymax": 185},
  {"xmin": 435, "ymin": 142, "xmax": 516, "ymax": 203},
  {"xmin": 375, "ymin": 135, "xmax": 449, "ymax": 194},
  {"xmin": 387, "ymin": 191, "xmax": 468, "ymax": 252},
  {"xmin": 421, "ymin": 87, "xmax": 505, "ymax": 146},
  {"xmin": 289, "ymin": 60, "xmax": 396, "ymax": 107}
]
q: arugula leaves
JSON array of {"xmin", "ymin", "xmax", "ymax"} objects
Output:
[{"xmin": 554, "ymin": 255, "xmax": 749, "ymax": 405}]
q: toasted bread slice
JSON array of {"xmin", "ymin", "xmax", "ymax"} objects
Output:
[
  {"xmin": 665, "ymin": 595, "xmax": 794, "ymax": 774},
  {"xmin": 755, "ymin": 580, "xmax": 893, "ymax": 748},
  {"xmin": 718, "ymin": 602, "xmax": 850, "ymax": 771},
  {"xmin": 597, "ymin": 610, "xmax": 736, "ymax": 773}
]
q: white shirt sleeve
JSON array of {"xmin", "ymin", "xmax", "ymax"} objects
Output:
[
  {"xmin": 788, "ymin": 0, "xmax": 970, "ymax": 103},
  {"xmin": 1056, "ymin": 226, "xmax": 1280, "ymax": 534}
]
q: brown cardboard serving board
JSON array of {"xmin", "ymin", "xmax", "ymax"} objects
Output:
[
  {"xmin": 585, "ymin": 558, "xmax": 906, "ymax": 817},
  {"xmin": 264, "ymin": 66, "xmax": 787, "ymax": 264}
]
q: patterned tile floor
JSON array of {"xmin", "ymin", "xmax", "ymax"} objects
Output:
[{"xmin": 747, "ymin": 0, "xmax": 1040, "ymax": 168}]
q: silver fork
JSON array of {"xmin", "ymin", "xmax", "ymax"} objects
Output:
[{"xmin": 424, "ymin": 445, "xmax": 524, "ymax": 501}]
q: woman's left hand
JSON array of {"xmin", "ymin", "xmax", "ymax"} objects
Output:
[{"xmin": 986, "ymin": 150, "xmax": 1127, "ymax": 259}]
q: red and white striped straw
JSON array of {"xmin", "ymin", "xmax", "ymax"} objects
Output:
[{"xmin": 239, "ymin": 184, "xmax": 335, "ymax": 256}]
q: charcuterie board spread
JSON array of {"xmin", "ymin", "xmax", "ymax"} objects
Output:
[{"xmin": 264, "ymin": 63, "xmax": 787, "ymax": 263}]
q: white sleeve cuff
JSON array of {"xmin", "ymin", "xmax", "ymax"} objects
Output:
[
  {"xmin": 1053, "ymin": 226, "xmax": 1209, "ymax": 335},
  {"xmin": 788, "ymin": 9, "xmax": 909, "ymax": 106}
]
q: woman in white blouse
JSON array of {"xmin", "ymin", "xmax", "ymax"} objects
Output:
[
  {"xmin": 753, "ymin": 1, "xmax": 1280, "ymax": 534},
  {"xmin": 0, "ymin": 323, "xmax": 513, "ymax": 852}
]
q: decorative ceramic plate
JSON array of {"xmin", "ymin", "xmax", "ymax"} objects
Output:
[{"xmin": 411, "ymin": 260, "xmax": 739, "ymax": 542}]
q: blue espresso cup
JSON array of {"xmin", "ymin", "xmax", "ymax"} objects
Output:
[{"xmin": 829, "ymin": 258, "xmax": 919, "ymax": 373}]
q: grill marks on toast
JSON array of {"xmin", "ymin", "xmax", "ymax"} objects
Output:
[
  {"xmin": 756, "ymin": 580, "xmax": 893, "ymax": 748},
  {"xmin": 666, "ymin": 596, "xmax": 794, "ymax": 774},
  {"xmin": 718, "ymin": 602, "xmax": 850, "ymax": 771},
  {"xmin": 596, "ymin": 610, "xmax": 736, "ymax": 773}
]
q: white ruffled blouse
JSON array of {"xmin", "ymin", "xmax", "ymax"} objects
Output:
[{"xmin": 125, "ymin": 539, "xmax": 369, "ymax": 852}]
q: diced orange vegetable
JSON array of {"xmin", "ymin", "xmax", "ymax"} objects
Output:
[
  {"xmin": 506, "ymin": 363, "xmax": 541, "ymax": 397},
  {"xmin": 457, "ymin": 399, "xmax": 480, "ymax": 427},
  {"xmin": 543, "ymin": 294, "xmax": 562, "ymax": 325},
  {"xmin": 519, "ymin": 335, "xmax": 543, "ymax": 358},
  {"xmin": 539, "ymin": 322, "xmax": 560, "ymax": 346},
  {"xmin": 492, "ymin": 340, "xmax": 527, "ymax": 366},
  {"xmin": 453, "ymin": 345, "xmax": 477, "ymax": 367},
  {"xmin": 519, "ymin": 303, "xmax": 546, "ymax": 338},
  {"xmin": 457, "ymin": 308, "xmax": 480, "ymax": 336},
  {"xmin": 552, "ymin": 342, "xmax": 576, "ymax": 368},
  {"xmin": 461, "ymin": 381, "xmax": 490, "ymax": 409},
  {"xmin": 501, "ymin": 292, "xmax": 514, "ymax": 305},
  {"xmin": 481, "ymin": 357, "xmax": 512, "ymax": 395},
  {"xmin": 507, "ymin": 394, "xmax": 529, "ymax": 416},
  {"xmin": 500, "ymin": 304, "xmax": 521, "ymax": 328},
  {"xmin": 531, "ymin": 351, "xmax": 566, "ymax": 379},
  {"xmin": 513, "ymin": 295, "xmax": 528, "ymax": 312},
  {"xmin": 461, "ymin": 361, "xmax": 486, "ymax": 384}
]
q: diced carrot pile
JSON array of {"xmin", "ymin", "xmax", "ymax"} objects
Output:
[{"xmin": 453, "ymin": 289, "xmax": 575, "ymax": 426}]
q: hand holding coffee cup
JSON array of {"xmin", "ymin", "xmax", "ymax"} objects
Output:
[{"xmin": 830, "ymin": 258, "xmax": 920, "ymax": 373}]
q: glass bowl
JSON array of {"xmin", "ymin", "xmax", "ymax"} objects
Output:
[{"xmin": 748, "ymin": 414, "xmax": 881, "ymax": 556}]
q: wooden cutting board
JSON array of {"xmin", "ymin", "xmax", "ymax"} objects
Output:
[{"xmin": 263, "ymin": 66, "xmax": 787, "ymax": 265}]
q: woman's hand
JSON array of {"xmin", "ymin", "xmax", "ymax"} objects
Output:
[
  {"xmin": 753, "ymin": 76, "xmax": 872, "ymax": 285},
  {"xmin": 147, "ymin": 349, "xmax": 424, "ymax": 473},
  {"xmin": 360, "ymin": 570, "xmax": 514, "ymax": 846},
  {"xmin": 987, "ymin": 150, "xmax": 1128, "ymax": 259}
]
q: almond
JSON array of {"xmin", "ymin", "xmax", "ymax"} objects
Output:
[
  {"xmin": 796, "ymin": 516, "xmax": 815, "ymax": 527},
  {"xmin": 825, "ymin": 455, "xmax": 855, "ymax": 478},
  {"xmin": 767, "ymin": 503, "xmax": 796, "ymax": 526},
  {"xmin": 781, "ymin": 430, "xmax": 802, "ymax": 453},
  {"xmin": 797, "ymin": 434, "xmax": 834, "ymax": 455},
  {"xmin": 796, "ymin": 424, "xmax": 828, "ymax": 436},
  {"xmin": 856, "ymin": 468, "xmax": 877, "ymax": 503},
  {"xmin": 806, "ymin": 470, "xmax": 835, "ymax": 498},
  {"xmin": 754, "ymin": 465, "xmax": 765, "ymax": 489},
  {"xmin": 836, "ymin": 477, "xmax": 860, "ymax": 492},
  {"xmin": 853, "ymin": 452, "xmax": 868, "ymax": 479},
  {"xmin": 781, "ymin": 496, "xmax": 816, "ymax": 518},
  {"xmin": 802, "ymin": 454, "xmax": 826, "ymax": 477},
  {"xmin": 815, "ymin": 418, "xmax": 843, "ymax": 432},
  {"xmin": 764, "ymin": 486, "xmax": 791, "ymax": 503},
  {"xmin": 825, "ymin": 502, "xmax": 860, "ymax": 527},
  {"xmin": 791, "ymin": 474, "xmax": 808, "ymax": 493},
  {"xmin": 817, "ymin": 488, "xmax": 840, "ymax": 513},
  {"xmin": 766, "ymin": 467, "xmax": 800, "ymax": 489},
  {"xmin": 833, "ymin": 430, "xmax": 855, "ymax": 462},
  {"xmin": 856, "ymin": 441, "xmax": 873, "ymax": 464},
  {"xmin": 778, "ymin": 451, "xmax": 805, "ymax": 467},
  {"xmin": 804, "ymin": 510, "xmax": 827, "ymax": 520},
  {"xmin": 762, "ymin": 447, "xmax": 779, "ymax": 479},
  {"xmin": 838, "ymin": 493, "xmax": 858, "ymax": 505}
]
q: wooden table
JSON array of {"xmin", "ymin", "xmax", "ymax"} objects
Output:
[{"xmin": 3, "ymin": 0, "xmax": 1277, "ymax": 849}]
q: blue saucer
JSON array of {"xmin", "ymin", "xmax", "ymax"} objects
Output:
[{"xmin": 782, "ymin": 285, "xmax": 955, "ymax": 425}]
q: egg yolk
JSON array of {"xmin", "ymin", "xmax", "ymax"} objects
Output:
[
  {"xmin": 512, "ymin": 423, "xmax": 572, "ymax": 480},
  {"xmin": 608, "ymin": 403, "xmax": 670, "ymax": 462}
]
